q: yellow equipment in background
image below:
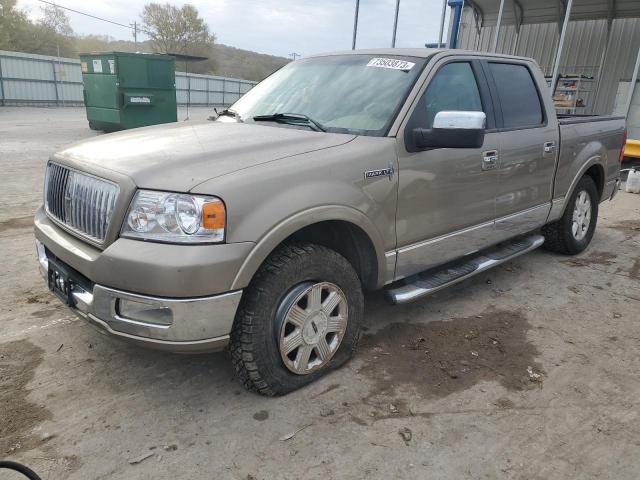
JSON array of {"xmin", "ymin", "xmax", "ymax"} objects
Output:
[{"xmin": 624, "ymin": 139, "xmax": 640, "ymax": 159}]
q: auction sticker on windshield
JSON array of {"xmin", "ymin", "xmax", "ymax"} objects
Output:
[{"xmin": 366, "ymin": 58, "xmax": 415, "ymax": 71}]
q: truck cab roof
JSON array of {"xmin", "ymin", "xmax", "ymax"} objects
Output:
[{"xmin": 308, "ymin": 48, "xmax": 535, "ymax": 63}]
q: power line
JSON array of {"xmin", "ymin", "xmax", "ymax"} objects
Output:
[{"xmin": 36, "ymin": 0, "xmax": 135, "ymax": 31}]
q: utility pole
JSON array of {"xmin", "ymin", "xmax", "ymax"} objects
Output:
[
  {"xmin": 289, "ymin": 52, "xmax": 301, "ymax": 61},
  {"xmin": 132, "ymin": 21, "xmax": 138, "ymax": 46},
  {"xmin": 391, "ymin": 0, "xmax": 401, "ymax": 48},
  {"xmin": 352, "ymin": 0, "xmax": 360, "ymax": 50}
]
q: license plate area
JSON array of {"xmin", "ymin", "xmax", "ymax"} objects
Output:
[{"xmin": 47, "ymin": 258, "xmax": 77, "ymax": 307}]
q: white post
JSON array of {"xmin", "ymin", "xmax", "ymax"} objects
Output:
[
  {"xmin": 626, "ymin": 46, "xmax": 640, "ymax": 118},
  {"xmin": 438, "ymin": 0, "xmax": 447, "ymax": 47},
  {"xmin": 352, "ymin": 0, "xmax": 360, "ymax": 50},
  {"xmin": 391, "ymin": 0, "xmax": 401, "ymax": 48},
  {"xmin": 551, "ymin": 0, "xmax": 574, "ymax": 95},
  {"xmin": 492, "ymin": 0, "xmax": 506, "ymax": 53}
]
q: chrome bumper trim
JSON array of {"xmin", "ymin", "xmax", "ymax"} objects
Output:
[
  {"xmin": 88, "ymin": 285, "xmax": 242, "ymax": 342},
  {"xmin": 36, "ymin": 239, "xmax": 242, "ymax": 353},
  {"xmin": 81, "ymin": 311, "xmax": 231, "ymax": 353},
  {"xmin": 35, "ymin": 239, "xmax": 49, "ymax": 278},
  {"xmin": 74, "ymin": 285, "xmax": 240, "ymax": 353}
]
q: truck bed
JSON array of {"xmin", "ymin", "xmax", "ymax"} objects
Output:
[{"xmin": 553, "ymin": 115, "xmax": 626, "ymax": 203}]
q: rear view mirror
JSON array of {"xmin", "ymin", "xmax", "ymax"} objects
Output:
[{"xmin": 409, "ymin": 111, "xmax": 486, "ymax": 151}]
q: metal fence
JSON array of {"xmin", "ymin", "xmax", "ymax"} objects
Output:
[
  {"xmin": 455, "ymin": 14, "xmax": 640, "ymax": 116},
  {"xmin": 0, "ymin": 49, "xmax": 257, "ymax": 107}
]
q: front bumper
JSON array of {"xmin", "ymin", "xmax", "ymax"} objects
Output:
[
  {"xmin": 36, "ymin": 239, "xmax": 242, "ymax": 353},
  {"xmin": 34, "ymin": 207, "xmax": 254, "ymax": 298}
]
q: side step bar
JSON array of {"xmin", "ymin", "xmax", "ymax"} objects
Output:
[{"xmin": 385, "ymin": 234, "xmax": 545, "ymax": 305}]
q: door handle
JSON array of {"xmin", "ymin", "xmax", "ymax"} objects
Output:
[
  {"xmin": 482, "ymin": 150, "xmax": 498, "ymax": 170},
  {"xmin": 544, "ymin": 141, "xmax": 556, "ymax": 154}
]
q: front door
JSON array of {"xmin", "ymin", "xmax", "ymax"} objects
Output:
[{"xmin": 395, "ymin": 59, "xmax": 500, "ymax": 280}]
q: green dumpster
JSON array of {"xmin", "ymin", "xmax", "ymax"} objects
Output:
[{"xmin": 80, "ymin": 52, "xmax": 177, "ymax": 132}]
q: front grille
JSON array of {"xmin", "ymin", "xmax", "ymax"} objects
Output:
[{"xmin": 44, "ymin": 163, "xmax": 119, "ymax": 243}]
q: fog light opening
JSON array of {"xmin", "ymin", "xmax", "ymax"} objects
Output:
[{"xmin": 117, "ymin": 298, "xmax": 173, "ymax": 326}]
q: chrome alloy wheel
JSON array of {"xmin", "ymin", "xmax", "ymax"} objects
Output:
[
  {"xmin": 277, "ymin": 282, "xmax": 348, "ymax": 375},
  {"xmin": 572, "ymin": 190, "xmax": 592, "ymax": 241}
]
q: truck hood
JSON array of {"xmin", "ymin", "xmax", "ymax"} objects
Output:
[{"xmin": 53, "ymin": 121, "xmax": 356, "ymax": 192}]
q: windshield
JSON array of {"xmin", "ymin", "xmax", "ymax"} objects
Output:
[{"xmin": 226, "ymin": 54, "xmax": 427, "ymax": 136}]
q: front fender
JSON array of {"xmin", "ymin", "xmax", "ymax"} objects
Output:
[
  {"xmin": 191, "ymin": 135, "xmax": 399, "ymax": 291},
  {"xmin": 230, "ymin": 205, "xmax": 388, "ymax": 290}
]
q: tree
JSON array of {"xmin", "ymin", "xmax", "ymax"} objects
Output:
[
  {"xmin": 33, "ymin": 3, "xmax": 76, "ymax": 56},
  {"xmin": 0, "ymin": 0, "xmax": 31, "ymax": 51},
  {"xmin": 40, "ymin": 3, "xmax": 73, "ymax": 37},
  {"xmin": 140, "ymin": 3, "xmax": 217, "ymax": 74}
]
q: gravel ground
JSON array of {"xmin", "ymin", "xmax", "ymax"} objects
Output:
[{"xmin": 1, "ymin": 107, "xmax": 640, "ymax": 480}]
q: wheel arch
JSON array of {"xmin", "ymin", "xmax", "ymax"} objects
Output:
[
  {"xmin": 549, "ymin": 156, "xmax": 606, "ymax": 223},
  {"xmin": 583, "ymin": 163, "xmax": 605, "ymax": 200},
  {"xmin": 566, "ymin": 156, "xmax": 606, "ymax": 202},
  {"xmin": 230, "ymin": 206, "xmax": 388, "ymax": 292}
]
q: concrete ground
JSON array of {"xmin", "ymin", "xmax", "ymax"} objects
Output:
[{"xmin": 1, "ymin": 107, "xmax": 640, "ymax": 480}]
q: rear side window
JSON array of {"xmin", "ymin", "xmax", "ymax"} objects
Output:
[
  {"xmin": 488, "ymin": 63, "xmax": 544, "ymax": 129},
  {"xmin": 421, "ymin": 62, "xmax": 483, "ymax": 128}
]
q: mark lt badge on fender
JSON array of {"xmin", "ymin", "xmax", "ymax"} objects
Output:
[{"xmin": 364, "ymin": 164, "xmax": 395, "ymax": 181}]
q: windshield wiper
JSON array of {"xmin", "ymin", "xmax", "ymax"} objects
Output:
[{"xmin": 253, "ymin": 113, "xmax": 326, "ymax": 132}]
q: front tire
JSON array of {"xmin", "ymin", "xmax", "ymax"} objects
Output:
[
  {"xmin": 230, "ymin": 243, "xmax": 363, "ymax": 396},
  {"xmin": 542, "ymin": 175, "xmax": 599, "ymax": 255}
]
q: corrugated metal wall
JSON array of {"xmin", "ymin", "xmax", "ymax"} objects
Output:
[
  {"xmin": 456, "ymin": 9, "xmax": 640, "ymax": 115},
  {"xmin": 0, "ymin": 50, "xmax": 257, "ymax": 107}
]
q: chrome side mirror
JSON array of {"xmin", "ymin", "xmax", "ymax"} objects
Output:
[{"xmin": 432, "ymin": 111, "xmax": 486, "ymax": 130}]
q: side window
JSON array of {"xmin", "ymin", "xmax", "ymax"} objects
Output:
[
  {"xmin": 421, "ymin": 62, "xmax": 483, "ymax": 128},
  {"xmin": 488, "ymin": 63, "xmax": 544, "ymax": 129}
]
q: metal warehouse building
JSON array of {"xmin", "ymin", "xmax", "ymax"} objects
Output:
[{"xmin": 439, "ymin": 0, "xmax": 640, "ymax": 148}]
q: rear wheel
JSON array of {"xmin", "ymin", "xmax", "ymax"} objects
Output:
[
  {"xmin": 229, "ymin": 243, "xmax": 363, "ymax": 396},
  {"xmin": 542, "ymin": 176, "xmax": 599, "ymax": 255}
]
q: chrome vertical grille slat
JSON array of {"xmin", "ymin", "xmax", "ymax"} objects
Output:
[
  {"xmin": 50, "ymin": 164, "xmax": 57, "ymax": 216},
  {"xmin": 59, "ymin": 168, "xmax": 69, "ymax": 218},
  {"xmin": 92, "ymin": 182, "xmax": 100, "ymax": 237},
  {"xmin": 44, "ymin": 163, "xmax": 119, "ymax": 244},
  {"xmin": 52, "ymin": 164, "xmax": 62, "ymax": 218},
  {"xmin": 80, "ymin": 181, "xmax": 87, "ymax": 234}
]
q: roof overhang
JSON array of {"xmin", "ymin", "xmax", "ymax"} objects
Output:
[{"xmin": 466, "ymin": 0, "xmax": 640, "ymax": 26}]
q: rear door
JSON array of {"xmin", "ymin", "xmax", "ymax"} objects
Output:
[
  {"xmin": 483, "ymin": 60, "xmax": 559, "ymax": 241},
  {"xmin": 394, "ymin": 57, "xmax": 500, "ymax": 280}
]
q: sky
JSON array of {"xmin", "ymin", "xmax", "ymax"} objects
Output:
[{"xmin": 18, "ymin": 0, "xmax": 451, "ymax": 58}]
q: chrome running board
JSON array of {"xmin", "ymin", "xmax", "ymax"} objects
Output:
[{"xmin": 386, "ymin": 234, "xmax": 545, "ymax": 305}]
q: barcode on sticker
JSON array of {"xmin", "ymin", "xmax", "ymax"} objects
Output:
[{"xmin": 366, "ymin": 58, "xmax": 415, "ymax": 71}]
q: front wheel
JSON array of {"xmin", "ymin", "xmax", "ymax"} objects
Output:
[
  {"xmin": 542, "ymin": 175, "xmax": 599, "ymax": 255},
  {"xmin": 229, "ymin": 243, "xmax": 363, "ymax": 396}
]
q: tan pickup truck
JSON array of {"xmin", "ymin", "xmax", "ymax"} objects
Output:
[{"xmin": 34, "ymin": 49, "xmax": 625, "ymax": 395}]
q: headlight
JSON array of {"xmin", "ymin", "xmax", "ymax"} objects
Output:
[{"xmin": 121, "ymin": 190, "xmax": 225, "ymax": 243}]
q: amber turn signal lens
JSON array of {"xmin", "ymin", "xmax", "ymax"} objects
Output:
[{"xmin": 201, "ymin": 200, "xmax": 225, "ymax": 230}]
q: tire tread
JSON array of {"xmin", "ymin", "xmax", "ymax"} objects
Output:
[
  {"xmin": 542, "ymin": 175, "xmax": 598, "ymax": 255},
  {"xmin": 229, "ymin": 243, "xmax": 361, "ymax": 396}
]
